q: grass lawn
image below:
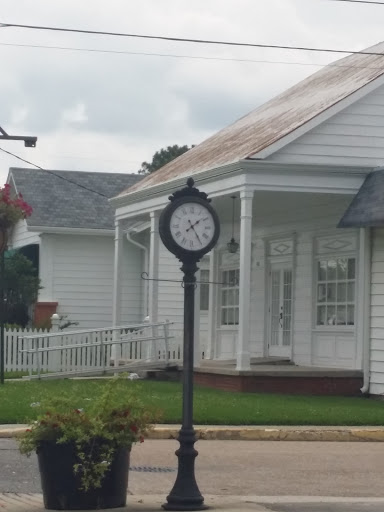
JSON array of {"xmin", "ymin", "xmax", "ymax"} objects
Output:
[{"xmin": 1, "ymin": 379, "xmax": 384, "ymax": 426}]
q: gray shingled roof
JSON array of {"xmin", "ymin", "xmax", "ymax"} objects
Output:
[
  {"xmin": 9, "ymin": 168, "xmax": 143, "ymax": 230},
  {"xmin": 338, "ymin": 170, "xmax": 384, "ymax": 228}
]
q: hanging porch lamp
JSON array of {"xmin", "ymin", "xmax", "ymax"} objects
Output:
[{"xmin": 227, "ymin": 195, "xmax": 239, "ymax": 254}]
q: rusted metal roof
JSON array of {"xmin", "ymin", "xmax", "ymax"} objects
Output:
[{"xmin": 121, "ymin": 41, "xmax": 384, "ymax": 197}]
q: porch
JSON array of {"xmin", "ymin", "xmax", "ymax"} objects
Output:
[{"xmin": 193, "ymin": 357, "xmax": 363, "ymax": 395}]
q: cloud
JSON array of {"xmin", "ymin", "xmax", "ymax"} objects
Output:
[{"xmin": 1, "ymin": 0, "xmax": 384, "ymax": 185}]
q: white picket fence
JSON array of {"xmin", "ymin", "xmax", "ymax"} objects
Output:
[
  {"xmin": 4, "ymin": 326, "xmax": 50, "ymax": 372},
  {"xmin": 4, "ymin": 319, "xmax": 183, "ymax": 377}
]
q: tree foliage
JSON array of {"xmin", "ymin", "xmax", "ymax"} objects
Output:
[
  {"xmin": 139, "ymin": 144, "xmax": 193, "ymax": 174},
  {"xmin": 4, "ymin": 252, "xmax": 40, "ymax": 327}
]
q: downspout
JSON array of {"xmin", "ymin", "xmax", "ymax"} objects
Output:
[
  {"xmin": 126, "ymin": 232, "xmax": 149, "ymax": 319},
  {"xmin": 360, "ymin": 227, "xmax": 371, "ymax": 395}
]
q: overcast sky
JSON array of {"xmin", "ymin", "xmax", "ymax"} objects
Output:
[{"xmin": 1, "ymin": 0, "xmax": 384, "ymax": 185}]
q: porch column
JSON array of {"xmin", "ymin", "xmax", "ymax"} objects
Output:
[
  {"xmin": 147, "ymin": 211, "xmax": 160, "ymax": 361},
  {"xmin": 236, "ymin": 190, "xmax": 254, "ymax": 371},
  {"xmin": 206, "ymin": 248, "xmax": 218, "ymax": 360},
  {"xmin": 112, "ymin": 219, "xmax": 124, "ymax": 364},
  {"xmin": 194, "ymin": 269, "xmax": 201, "ymax": 368}
]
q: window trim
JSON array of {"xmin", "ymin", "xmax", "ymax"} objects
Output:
[
  {"xmin": 219, "ymin": 267, "xmax": 240, "ymax": 327},
  {"xmin": 314, "ymin": 255, "xmax": 356, "ymax": 330}
]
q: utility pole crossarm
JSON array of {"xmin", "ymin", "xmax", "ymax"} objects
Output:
[{"xmin": 0, "ymin": 125, "xmax": 37, "ymax": 147}]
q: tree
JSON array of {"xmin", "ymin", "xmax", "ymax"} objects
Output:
[
  {"xmin": 3, "ymin": 252, "xmax": 40, "ymax": 327},
  {"xmin": 139, "ymin": 144, "xmax": 194, "ymax": 174}
]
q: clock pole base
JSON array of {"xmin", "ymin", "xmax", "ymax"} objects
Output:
[{"xmin": 162, "ymin": 428, "xmax": 207, "ymax": 511}]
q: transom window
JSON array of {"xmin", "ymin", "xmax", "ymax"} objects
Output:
[
  {"xmin": 200, "ymin": 269, "xmax": 209, "ymax": 312},
  {"xmin": 221, "ymin": 269, "xmax": 239, "ymax": 326},
  {"xmin": 316, "ymin": 258, "xmax": 355, "ymax": 327}
]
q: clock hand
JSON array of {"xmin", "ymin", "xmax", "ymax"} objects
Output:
[
  {"xmin": 188, "ymin": 222, "xmax": 202, "ymax": 245},
  {"xmin": 186, "ymin": 218, "xmax": 201, "ymax": 232}
]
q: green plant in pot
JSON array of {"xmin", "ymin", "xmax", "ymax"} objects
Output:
[{"xmin": 18, "ymin": 377, "xmax": 157, "ymax": 510}]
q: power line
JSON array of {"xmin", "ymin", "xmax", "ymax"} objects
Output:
[
  {"xmin": 3, "ymin": 21, "xmax": 384, "ymax": 57},
  {"xmin": 0, "ymin": 146, "xmax": 108, "ymax": 198},
  {"xmin": 326, "ymin": 0, "xmax": 384, "ymax": 5},
  {"xmin": 3, "ymin": 41, "xmax": 384, "ymax": 71}
]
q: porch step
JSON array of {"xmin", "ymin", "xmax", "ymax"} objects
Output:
[{"xmin": 200, "ymin": 357, "xmax": 292, "ymax": 368}]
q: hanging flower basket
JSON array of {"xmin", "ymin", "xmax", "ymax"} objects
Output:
[{"xmin": 0, "ymin": 184, "xmax": 32, "ymax": 252}]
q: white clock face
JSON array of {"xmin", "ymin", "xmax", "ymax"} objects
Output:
[{"xmin": 170, "ymin": 202, "xmax": 215, "ymax": 251}]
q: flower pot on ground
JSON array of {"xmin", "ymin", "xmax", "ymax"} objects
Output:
[
  {"xmin": 18, "ymin": 376, "xmax": 157, "ymax": 510},
  {"xmin": 37, "ymin": 441, "xmax": 130, "ymax": 510}
]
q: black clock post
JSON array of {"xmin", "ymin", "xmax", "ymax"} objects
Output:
[{"xmin": 159, "ymin": 178, "xmax": 220, "ymax": 511}]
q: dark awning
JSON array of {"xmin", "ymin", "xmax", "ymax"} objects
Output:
[{"xmin": 338, "ymin": 169, "xmax": 384, "ymax": 228}]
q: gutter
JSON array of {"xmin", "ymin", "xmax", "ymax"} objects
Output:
[
  {"xmin": 28, "ymin": 226, "xmax": 114, "ymax": 236},
  {"xmin": 360, "ymin": 227, "xmax": 372, "ymax": 394},
  {"xmin": 110, "ymin": 161, "xmax": 369, "ymax": 209},
  {"xmin": 126, "ymin": 231, "xmax": 149, "ymax": 318}
]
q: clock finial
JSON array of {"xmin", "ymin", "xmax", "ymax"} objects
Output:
[{"xmin": 168, "ymin": 177, "xmax": 210, "ymax": 202}]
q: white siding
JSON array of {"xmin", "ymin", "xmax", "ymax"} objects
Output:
[
  {"xmin": 267, "ymin": 84, "xmax": 384, "ymax": 167},
  {"xmin": 40, "ymin": 234, "xmax": 142, "ymax": 329},
  {"xmin": 157, "ymin": 241, "xmax": 184, "ymax": 348},
  {"xmin": 9, "ymin": 220, "xmax": 41, "ymax": 248},
  {"xmin": 369, "ymin": 228, "xmax": 384, "ymax": 395}
]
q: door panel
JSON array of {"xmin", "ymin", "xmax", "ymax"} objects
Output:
[{"xmin": 269, "ymin": 264, "xmax": 292, "ymax": 358}]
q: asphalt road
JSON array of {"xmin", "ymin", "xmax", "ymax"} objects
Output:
[{"xmin": 2, "ymin": 438, "xmax": 384, "ymax": 498}]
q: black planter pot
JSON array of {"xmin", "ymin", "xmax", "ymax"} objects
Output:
[{"xmin": 37, "ymin": 441, "xmax": 130, "ymax": 510}]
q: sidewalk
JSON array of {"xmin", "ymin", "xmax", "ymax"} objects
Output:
[
  {"xmin": 2, "ymin": 424, "xmax": 384, "ymax": 441},
  {"xmin": 4, "ymin": 493, "xmax": 384, "ymax": 511}
]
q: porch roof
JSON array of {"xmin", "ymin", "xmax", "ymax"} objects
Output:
[
  {"xmin": 338, "ymin": 169, "xmax": 384, "ymax": 227},
  {"xmin": 118, "ymin": 41, "xmax": 384, "ymax": 200}
]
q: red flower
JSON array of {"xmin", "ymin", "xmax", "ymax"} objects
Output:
[
  {"xmin": 25, "ymin": 429, "xmax": 31, "ymax": 432},
  {"xmin": 130, "ymin": 425, "xmax": 138, "ymax": 434}
]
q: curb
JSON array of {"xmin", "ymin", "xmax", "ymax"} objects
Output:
[{"xmin": 2, "ymin": 425, "xmax": 384, "ymax": 442}]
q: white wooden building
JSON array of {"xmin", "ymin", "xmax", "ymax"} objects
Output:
[
  {"xmin": 111, "ymin": 41, "xmax": 384, "ymax": 395},
  {"xmin": 7, "ymin": 169, "xmax": 143, "ymax": 329}
]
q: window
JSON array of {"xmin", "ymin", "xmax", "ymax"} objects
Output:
[
  {"xmin": 316, "ymin": 258, "xmax": 355, "ymax": 326},
  {"xmin": 200, "ymin": 269, "xmax": 209, "ymax": 311},
  {"xmin": 221, "ymin": 269, "xmax": 240, "ymax": 325}
]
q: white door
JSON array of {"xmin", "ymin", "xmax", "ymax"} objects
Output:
[{"xmin": 268, "ymin": 263, "xmax": 293, "ymax": 358}]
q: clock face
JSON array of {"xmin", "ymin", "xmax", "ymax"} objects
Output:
[{"xmin": 169, "ymin": 201, "xmax": 215, "ymax": 252}]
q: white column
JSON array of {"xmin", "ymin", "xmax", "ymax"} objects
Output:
[
  {"xmin": 236, "ymin": 190, "xmax": 254, "ymax": 371},
  {"xmin": 194, "ymin": 269, "xmax": 201, "ymax": 368},
  {"xmin": 112, "ymin": 219, "xmax": 124, "ymax": 364},
  {"xmin": 148, "ymin": 211, "xmax": 160, "ymax": 324},
  {"xmin": 357, "ymin": 227, "xmax": 371, "ymax": 382},
  {"xmin": 206, "ymin": 248, "xmax": 218, "ymax": 360},
  {"xmin": 147, "ymin": 211, "xmax": 160, "ymax": 361}
]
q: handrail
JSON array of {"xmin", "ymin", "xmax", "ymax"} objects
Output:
[
  {"xmin": 20, "ymin": 322, "xmax": 173, "ymax": 340},
  {"xmin": 20, "ymin": 335, "xmax": 174, "ymax": 353}
]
